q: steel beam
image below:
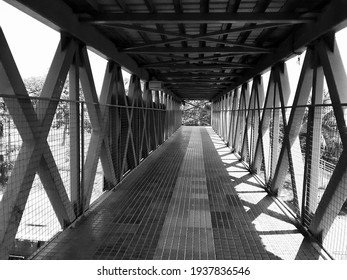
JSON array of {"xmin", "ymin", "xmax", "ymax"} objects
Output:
[
  {"xmin": 0, "ymin": 34, "xmax": 76, "ymax": 259},
  {"xmin": 85, "ymin": 12, "xmax": 314, "ymax": 24},
  {"xmin": 157, "ymin": 73, "xmax": 240, "ymax": 78},
  {"xmin": 109, "ymin": 22, "xmax": 293, "ymax": 45},
  {"xmin": 142, "ymin": 61, "xmax": 252, "ymax": 68},
  {"xmin": 215, "ymin": 0, "xmax": 347, "ymax": 100},
  {"xmin": 309, "ymin": 37, "xmax": 347, "ymax": 241},
  {"xmin": 124, "ymin": 46, "xmax": 270, "ymax": 54}
]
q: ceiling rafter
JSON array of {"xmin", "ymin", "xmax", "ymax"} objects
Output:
[
  {"xmin": 123, "ymin": 46, "xmax": 269, "ymax": 54},
  {"xmin": 254, "ymin": 0, "xmax": 303, "ymax": 47},
  {"xmin": 174, "ymin": 89, "xmax": 224, "ymax": 92},
  {"xmin": 113, "ymin": 0, "xmax": 156, "ymax": 65},
  {"xmin": 107, "ymin": 22, "xmax": 290, "ymax": 54},
  {"xmin": 219, "ymin": 0, "xmax": 243, "ymax": 79},
  {"xmin": 143, "ymin": 64, "xmax": 249, "ymax": 70},
  {"xmin": 143, "ymin": 0, "xmax": 169, "ymax": 51},
  {"xmin": 114, "ymin": 0, "xmax": 128, "ymax": 12},
  {"xmin": 168, "ymin": 84, "xmax": 228, "ymax": 87},
  {"xmin": 122, "ymin": 36, "xmax": 270, "ymax": 52},
  {"xmin": 138, "ymin": 53, "xmax": 251, "ymax": 63},
  {"xmin": 141, "ymin": 60, "xmax": 252, "ymax": 68},
  {"xmin": 172, "ymin": 0, "xmax": 187, "ymax": 52},
  {"xmin": 156, "ymin": 68, "xmax": 239, "ymax": 73},
  {"xmin": 85, "ymin": 0, "xmax": 100, "ymax": 11},
  {"xmin": 114, "ymin": 0, "xmax": 152, "ymax": 55},
  {"xmin": 215, "ymin": 0, "xmax": 347, "ymax": 100},
  {"xmin": 7, "ymin": 0, "xmax": 338, "ymax": 101},
  {"xmin": 168, "ymin": 87, "xmax": 228, "ymax": 90},
  {"xmin": 232, "ymin": 0, "xmax": 272, "ymax": 68},
  {"xmin": 156, "ymin": 73, "xmax": 240, "ymax": 78},
  {"xmin": 199, "ymin": 0, "xmax": 209, "ymax": 62},
  {"xmin": 106, "ymin": 22, "xmax": 292, "ymax": 40},
  {"xmin": 167, "ymin": 80, "xmax": 234, "ymax": 83},
  {"xmin": 179, "ymin": 93, "xmax": 221, "ymax": 95},
  {"xmin": 143, "ymin": 0, "xmax": 155, "ymax": 12},
  {"xmin": 83, "ymin": 12, "xmax": 315, "ymax": 24},
  {"xmin": 175, "ymin": 92, "xmax": 222, "ymax": 94},
  {"xmin": 164, "ymin": 79, "xmax": 236, "ymax": 84},
  {"xmin": 177, "ymin": 87, "xmax": 224, "ymax": 89},
  {"xmin": 171, "ymin": 88, "xmax": 225, "ymax": 90},
  {"xmin": 115, "ymin": 0, "xmax": 168, "ymax": 66}
]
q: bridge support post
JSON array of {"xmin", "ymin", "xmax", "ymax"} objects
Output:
[{"xmin": 309, "ymin": 36, "xmax": 347, "ymax": 242}]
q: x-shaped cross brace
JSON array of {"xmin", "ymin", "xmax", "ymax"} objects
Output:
[
  {"xmin": 78, "ymin": 47, "xmax": 117, "ymax": 209},
  {"xmin": 0, "ymin": 33, "xmax": 77, "ymax": 257}
]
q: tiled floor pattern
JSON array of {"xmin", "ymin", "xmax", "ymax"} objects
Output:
[
  {"xmin": 32, "ymin": 128, "xmax": 192, "ymax": 259},
  {"xmin": 32, "ymin": 126, "xmax": 325, "ymax": 260},
  {"xmin": 201, "ymin": 128, "xmax": 323, "ymax": 260},
  {"xmin": 153, "ymin": 127, "xmax": 215, "ymax": 260}
]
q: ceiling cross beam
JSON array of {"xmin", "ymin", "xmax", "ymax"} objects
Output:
[
  {"xmin": 166, "ymin": 80, "xmax": 234, "ymax": 83},
  {"xmin": 124, "ymin": 46, "xmax": 269, "ymax": 54},
  {"xmin": 106, "ymin": 22, "xmax": 292, "ymax": 41},
  {"xmin": 138, "ymin": 53, "xmax": 247, "ymax": 64},
  {"xmin": 142, "ymin": 61, "xmax": 252, "ymax": 68},
  {"xmin": 107, "ymin": 23, "xmax": 288, "ymax": 52},
  {"xmin": 84, "ymin": 12, "xmax": 315, "ymax": 24},
  {"xmin": 122, "ymin": 37, "xmax": 270, "ymax": 52},
  {"xmin": 157, "ymin": 72, "xmax": 240, "ymax": 78},
  {"xmin": 214, "ymin": 0, "xmax": 347, "ymax": 100}
]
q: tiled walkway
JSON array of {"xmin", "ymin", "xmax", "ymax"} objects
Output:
[{"xmin": 32, "ymin": 127, "xmax": 326, "ymax": 260}]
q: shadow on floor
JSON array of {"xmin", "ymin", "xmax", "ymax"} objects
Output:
[{"xmin": 202, "ymin": 127, "xmax": 323, "ymax": 260}]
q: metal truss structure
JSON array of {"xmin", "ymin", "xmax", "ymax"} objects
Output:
[
  {"xmin": 213, "ymin": 37, "xmax": 347, "ymax": 259},
  {"xmin": 0, "ymin": 30, "xmax": 180, "ymax": 259},
  {"xmin": 0, "ymin": 0, "xmax": 347, "ymax": 260}
]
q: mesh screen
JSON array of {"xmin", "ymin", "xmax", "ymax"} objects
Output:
[
  {"xmin": 212, "ymin": 101, "xmax": 347, "ymax": 259},
  {"xmin": 304, "ymin": 103, "xmax": 345, "ymax": 260},
  {"xmin": 0, "ymin": 98, "xmax": 22, "ymax": 198},
  {"xmin": 0, "ymin": 93, "xmax": 178, "ymax": 259}
]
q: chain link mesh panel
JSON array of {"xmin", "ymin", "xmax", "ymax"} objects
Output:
[
  {"xmin": 0, "ymin": 93, "xmax": 180, "ymax": 259},
  {"xmin": 212, "ymin": 102, "xmax": 347, "ymax": 259}
]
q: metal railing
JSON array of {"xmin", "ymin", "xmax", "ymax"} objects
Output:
[
  {"xmin": 0, "ymin": 94, "xmax": 181, "ymax": 259},
  {"xmin": 212, "ymin": 102, "xmax": 347, "ymax": 260}
]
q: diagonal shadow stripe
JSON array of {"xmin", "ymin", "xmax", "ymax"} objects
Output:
[
  {"xmin": 201, "ymin": 127, "xmax": 281, "ymax": 260},
  {"xmin": 201, "ymin": 127, "xmax": 323, "ymax": 260}
]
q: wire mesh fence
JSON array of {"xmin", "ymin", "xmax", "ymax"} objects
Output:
[
  {"xmin": 0, "ymin": 93, "xmax": 180, "ymax": 259},
  {"xmin": 212, "ymin": 103, "xmax": 347, "ymax": 260}
]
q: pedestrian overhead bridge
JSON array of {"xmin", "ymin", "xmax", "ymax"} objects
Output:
[{"xmin": 0, "ymin": 0, "xmax": 346, "ymax": 260}]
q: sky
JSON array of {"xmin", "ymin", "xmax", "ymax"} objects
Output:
[
  {"xmin": 0, "ymin": 0, "xmax": 108, "ymax": 94},
  {"xmin": 0, "ymin": 0, "xmax": 347, "ymax": 97}
]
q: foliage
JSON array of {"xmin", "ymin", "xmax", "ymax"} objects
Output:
[
  {"xmin": 0, "ymin": 100, "xmax": 10, "ymax": 185},
  {"xmin": 24, "ymin": 76, "xmax": 46, "ymax": 97},
  {"xmin": 23, "ymin": 76, "xmax": 92, "ymax": 144},
  {"xmin": 0, "ymin": 160, "xmax": 14, "ymax": 185},
  {"xmin": 299, "ymin": 90, "xmax": 342, "ymax": 165},
  {"xmin": 182, "ymin": 100, "xmax": 211, "ymax": 126}
]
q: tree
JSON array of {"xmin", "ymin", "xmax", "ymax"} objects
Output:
[
  {"xmin": 52, "ymin": 81, "xmax": 70, "ymax": 146},
  {"xmin": 0, "ymin": 101, "xmax": 6, "ymax": 185},
  {"xmin": 0, "ymin": 99, "xmax": 15, "ymax": 186},
  {"xmin": 25, "ymin": 76, "xmax": 70, "ymax": 145},
  {"xmin": 299, "ymin": 89, "xmax": 342, "ymax": 165},
  {"xmin": 24, "ymin": 76, "xmax": 91, "ymax": 146},
  {"xmin": 182, "ymin": 100, "xmax": 211, "ymax": 126}
]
